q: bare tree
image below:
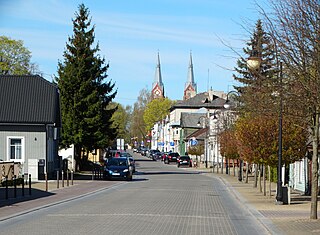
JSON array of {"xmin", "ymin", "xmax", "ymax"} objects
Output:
[{"xmin": 260, "ymin": 0, "xmax": 320, "ymax": 219}]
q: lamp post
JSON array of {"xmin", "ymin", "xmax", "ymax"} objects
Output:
[
  {"xmin": 247, "ymin": 42, "xmax": 283, "ymax": 204},
  {"xmin": 223, "ymin": 90, "xmax": 242, "ymax": 180}
]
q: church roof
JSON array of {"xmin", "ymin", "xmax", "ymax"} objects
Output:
[
  {"xmin": 185, "ymin": 52, "xmax": 197, "ymax": 91},
  {"xmin": 152, "ymin": 52, "xmax": 164, "ymax": 91}
]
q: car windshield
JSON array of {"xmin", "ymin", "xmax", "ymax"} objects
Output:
[{"xmin": 107, "ymin": 158, "xmax": 128, "ymax": 166}]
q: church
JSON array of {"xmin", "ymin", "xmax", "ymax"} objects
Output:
[{"xmin": 151, "ymin": 52, "xmax": 197, "ymax": 101}]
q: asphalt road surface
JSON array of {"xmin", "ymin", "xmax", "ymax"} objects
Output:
[{"xmin": 0, "ymin": 151, "xmax": 273, "ymax": 235}]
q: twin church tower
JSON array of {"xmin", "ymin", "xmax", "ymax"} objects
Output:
[{"xmin": 151, "ymin": 52, "xmax": 197, "ymax": 101}]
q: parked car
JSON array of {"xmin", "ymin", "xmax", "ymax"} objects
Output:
[
  {"xmin": 148, "ymin": 149, "xmax": 160, "ymax": 160},
  {"xmin": 109, "ymin": 149, "xmax": 125, "ymax": 158},
  {"xmin": 177, "ymin": 156, "xmax": 192, "ymax": 167},
  {"xmin": 154, "ymin": 152, "xmax": 163, "ymax": 161},
  {"xmin": 104, "ymin": 157, "xmax": 133, "ymax": 181},
  {"xmin": 140, "ymin": 147, "xmax": 149, "ymax": 156},
  {"xmin": 164, "ymin": 152, "xmax": 180, "ymax": 164}
]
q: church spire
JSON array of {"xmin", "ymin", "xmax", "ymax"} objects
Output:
[
  {"xmin": 183, "ymin": 52, "xmax": 197, "ymax": 100},
  {"xmin": 151, "ymin": 52, "xmax": 164, "ymax": 99}
]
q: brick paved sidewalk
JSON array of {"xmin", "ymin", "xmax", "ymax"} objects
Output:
[{"xmin": 208, "ymin": 171, "xmax": 320, "ymax": 235}]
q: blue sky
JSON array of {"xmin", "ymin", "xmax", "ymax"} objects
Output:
[{"xmin": 0, "ymin": 0, "xmax": 266, "ymax": 106}]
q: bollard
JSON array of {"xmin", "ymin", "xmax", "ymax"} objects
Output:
[
  {"xmin": 71, "ymin": 170, "xmax": 74, "ymax": 185},
  {"xmin": 67, "ymin": 170, "xmax": 69, "ymax": 187},
  {"xmin": 57, "ymin": 170, "xmax": 59, "ymax": 189},
  {"xmin": 62, "ymin": 171, "xmax": 64, "ymax": 187},
  {"xmin": 22, "ymin": 174, "xmax": 25, "ymax": 196},
  {"xmin": 13, "ymin": 175, "xmax": 17, "ymax": 198},
  {"xmin": 5, "ymin": 176, "xmax": 8, "ymax": 200},
  {"xmin": 29, "ymin": 174, "xmax": 31, "ymax": 195},
  {"xmin": 92, "ymin": 169, "xmax": 94, "ymax": 181},
  {"xmin": 25, "ymin": 173, "xmax": 28, "ymax": 185},
  {"xmin": 45, "ymin": 172, "xmax": 48, "ymax": 192}
]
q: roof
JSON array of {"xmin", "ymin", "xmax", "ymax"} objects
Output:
[
  {"xmin": 185, "ymin": 127, "xmax": 208, "ymax": 140},
  {"xmin": 171, "ymin": 92, "xmax": 226, "ymax": 110},
  {"xmin": 180, "ymin": 112, "xmax": 205, "ymax": 128},
  {"xmin": 0, "ymin": 75, "xmax": 61, "ymax": 126}
]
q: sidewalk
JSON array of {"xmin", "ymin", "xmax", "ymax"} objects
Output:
[
  {"xmin": 0, "ymin": 173, "xmax": 122, "ymax": 221},
  {"xmin": 206, "ymin": 169, "xmax": 320, "ymax": 235}
]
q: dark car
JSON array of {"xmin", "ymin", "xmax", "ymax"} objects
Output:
[
  {"xmin": 104, "ymin": 157, "xmax": 133, "ymax": 181},
  {"xmin": 140, "ymin": 147, "xmax": 149, "ymax": 156},
  {"xmin": 120, "ymin": 152, "xmax": 136, "ymax": 173},
  {"xmin": 177, "ymin": 156, "xmax": 192, "ymax": 167},
  {"xmin": 154, "ymin": 152, "xmax": 163, "ymax": 161},
  {"xmin": 148, "ymin": 149, "xmax": 160, "ymax": 160},
  {"xmin": 164, "ymin": 152, "xmax": 180, "ymax": 164}
]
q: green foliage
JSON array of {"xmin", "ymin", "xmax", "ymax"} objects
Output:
[
  {"xmin": 130, "ymin": 88, "xmax": 151, "ymax": 143},
  {"xmin": 110, "ymin": 102, "xmax": 132, "ymax": 143},
  {"xmin": 0, "ymin": 36, "xmax": 38, "ymax": 75},
  {"xmin": 143, "ymin": 98, "xmax": 173, "ymax": 130},
  {"xmin": 56, "ymin": 4, "xmax": 117, "ymax": 154},
  {"xmin": 233, "ymin": 20, "xmax": 278, "ymax": 114}
]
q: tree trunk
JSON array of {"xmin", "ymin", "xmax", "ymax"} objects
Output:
[
  {"xmin": 245, "ymin": 162, "xmax": 249, "ymax": 183},
  {"xmin": 268, "ymin": 165, "xmax": 271, "ymax": 198},
  {"xmin": 74, "ymin": 144, "xmax": 82, "ymax": 172},
  {"xmin": 253, "ymin": 163, "xmax": 258, "ymax": 188},
  {"xmin": 310, "ymin": 112, "xmax": 319, "ymax": 220},
  {"xmin": 258, "ymin": 164, "xmax": 262, "ymax": 193},
  {"xmin": 263, "ymin": 164, "xmax": 266, "ymax": 196},
  {"xmin": 233, "ymin": 159, "xmax": 235, "ymax": 176}
]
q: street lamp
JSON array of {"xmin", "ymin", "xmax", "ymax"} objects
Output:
[
  {"xmin": 247, "ymin": 43, "xmax": 283, "ymax": 204},
  {"xmin": 223, "ymin": 90, "xmax": 242, "ymax": 180}
]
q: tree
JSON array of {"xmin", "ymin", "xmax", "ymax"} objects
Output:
[
  {"xmin": 260, "ymin": 0, "xmax": 319, "ymax": 220},
  {"xmin": 219, "ymin": 129, "xmax": 239, "ymax": 160},
  {"xmin": 235, "ymin": 113, "xmax": 307, "ymax": 167},
  {"xmin": 130, "ymin": 88, "xmax": 151, "ymax": 145},
  {"xmin": 56, "ymin": 4, "xmax": 117, "ymax": 170},
  {"xmin": 233, "ymin": 20, "xmax": 278, "ymax": 114},
  {"xmin": 0, "ymin": 36, "xmax": 38, "ymax": 75},
  {"xmin": 110, "ymin": 102, "xmax": 132, "ymax": 144},
  {"xmin": 143, "ymin": 98, "xmax": 174, "ymax": 131}
]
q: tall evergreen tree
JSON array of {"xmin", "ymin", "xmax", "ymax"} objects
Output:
[
  {"xmin": 56, "ymin": 4, "xmax": 117, "ymax": 170},
  {"xmin": 233, "ymin": 20, "xmax": 278, "ymax": 114}
]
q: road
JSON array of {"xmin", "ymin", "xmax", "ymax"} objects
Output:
[{"xmin": 0, "ymin": 152, "xmax": 273, "ymax": 235}]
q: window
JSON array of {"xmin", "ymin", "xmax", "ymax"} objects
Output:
[{"xmin": 7, "ymin": 137, "xmax": 24, "ymax": 162}]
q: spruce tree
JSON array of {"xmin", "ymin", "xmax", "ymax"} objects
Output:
[
  {"xmin": 233, "ymin": 20, "xmax": 278, "ymax": 115},
  {"xmin": 57, "ymin": 4, "xmax": 117, "ymax": 170}
]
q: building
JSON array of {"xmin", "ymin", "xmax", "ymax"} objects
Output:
[
  {"xmin": 0, "ymin": 75, "xmax": 61, "ymax": 180},
  {"xmin": 151, "ymin": 52, "xmax": 165, "ymax": 99},
  {"xmin": 183, "ymin": 52, "xmax": 197, "ymax": 100}
]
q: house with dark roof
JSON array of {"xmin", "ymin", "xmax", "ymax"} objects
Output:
[
  {"xmin": 169, "ymin": 90, "xmax": 226, "ymax": 153},
  {"xmin": 0, "ymin": 75, "xmax": 61, "ymax": 180}
]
